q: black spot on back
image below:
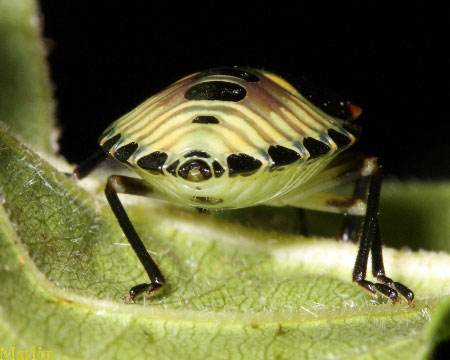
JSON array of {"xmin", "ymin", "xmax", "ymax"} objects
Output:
[
  {"xmin": 184, "ymin": 150, "xmax": 211, "ymax": 158},
  {"xmin": 328, "ymin": 129, "xmax": 352, "ymax": 149},
  {"xmin": 192, "ymin": 115, "xmax": 220, "ymax": 124},
  {"xmin": 227, "ymin": 153, "xmax": 262, "ymax": 177},
  {"xmin": 114, "ymin": 142, "xmax": 138, "ymax": 163},
  {"xmin": 185, "ymin": 81, "xmax": 246, "ymax": 102},
  {"xmin": 212, "ymin": 161, "xmax": 225, "ymax": 178},
  {"xmin": 102, "ymin": 134, "xmax": 121, "ymax": 152},
  {"xmin": 166, "ymin": 160, "xmax": 179, "ymax": 176},
  {"xmin": 268, "ymin": 145, "xmax": 301, "ymax": 171},
  {"xmin": 137, "ymin": 151, "xmax": 168, "ymax": 175},
  {"xmin": 194, "ymin": 67, "xmax": 260, "ymax": 82},
  {"xmin": 303, "ymin": 138, "xmax": 331, "ymax": 159}
]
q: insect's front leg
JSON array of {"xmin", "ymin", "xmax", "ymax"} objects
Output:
[
  {"xmin": 352, "ymin": 162, "xmax": 414, "ymax": 305},
  {"xmin": 105, "ymin": 175, "xmax": 165, "ymax": 300},
  {"xmin": 72, "ymin": 149, "xmax": 108, "ymax": 180}
]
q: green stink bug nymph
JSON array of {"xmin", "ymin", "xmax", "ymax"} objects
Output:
[{"xmin": 73, "ymin": 67, "xmax": 414, "ymax": 305}]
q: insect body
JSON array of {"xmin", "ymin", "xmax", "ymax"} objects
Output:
[{"xmin": 74, "ymin": 67, "xmax": 414, "ymax": 305}]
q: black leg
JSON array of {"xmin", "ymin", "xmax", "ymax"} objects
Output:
[
  {"xmin": 352, "ymin": 162, "xmax": 414, "ymax": 305},
  {"xmin": 340, "ymin": 176, "xmax": 369, "ymax": 242},
  {"xmin": 105, "ymin": 175, "xmax": 165, "ymax": 300},
  {"xmin": 72, "ymin": 149, "xmax": 108, "ymax": 180},
  {"xmin": 352, "ymin": 163, "xmax": 383, "ymax": 295},
  {"xmin": 371, "ymin": 221, "xmax": 414, "ymax": 305},
  {"xmin": 368, "ymin": 220, "xmax": 399, "ymax": 302}
]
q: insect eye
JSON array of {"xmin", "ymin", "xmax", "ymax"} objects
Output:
[{"xmin": 178, "ymin": 160, "xmax": 212, "ymax": 182}]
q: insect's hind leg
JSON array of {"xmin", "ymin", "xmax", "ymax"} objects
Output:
[
  {"xmin": 352, "ymin": 161, "xmax": 414, "ymax": 305},
  {"xmin": 105, "ymin": 175, "xmax": 165, "ymax": 300}
]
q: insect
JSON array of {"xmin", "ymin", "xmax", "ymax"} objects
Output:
[{"xmin": 73, "ymin": 67, "xmax": 414, "ymax": 305}]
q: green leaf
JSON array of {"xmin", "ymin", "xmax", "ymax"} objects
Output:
[
  {"xmin": 0, "ymin": 0, "xmax": 55, "ymax": 152},
  {"xmin": 1, "ymin": 127, "xmax": 450, "ymax": 359}
]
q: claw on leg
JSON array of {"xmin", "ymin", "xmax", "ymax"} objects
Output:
[
  {"xmin": 127, "ymin": 279, "xmax": 165, "ymax": 302},
  {"xmin": 374, "ymin": 283, "xmax": 399, "ymax": 303},
  {"xmin": 356, "ymin": 278, "xmax": 413, "ymax": 305},
  {"xmin": 393, "ymin": 282, "xmax": 415, "ymax": 306}
]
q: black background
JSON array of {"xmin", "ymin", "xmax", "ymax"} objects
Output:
[{"xmin": 39, "ymin": 1, "xmax": 449, "ymax": 179}]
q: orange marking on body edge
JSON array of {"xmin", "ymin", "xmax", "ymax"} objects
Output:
[{"xmin": 348, "ymin": 103, "xmax": 363, "ymax": 119}]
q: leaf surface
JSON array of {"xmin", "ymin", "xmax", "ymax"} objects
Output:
[{"xmin": 0, "ymin": 128, "xmax": 449, "ymax": 359}]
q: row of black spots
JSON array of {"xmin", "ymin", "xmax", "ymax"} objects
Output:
[
  {"xmin": 185, "ymin": 81, "xmax": 247, "ymax": 102},
  {"xmin": 192, "ymin": 115, "xmax": 220, "ymax": 124},
  {"xmin": 268, "ymin": 145, "xmax": 301, "ymax": 171},
  {"xmin": 114, "ymin": 142, "xmax": 138, "ymax": 164},
  {"xmin": 166, "ymin": 160, "xmax": 179, "ymax": 176},
  {"xmin": 101, "ymin": 133, "xmax": 121, "ymax": 152},
  {"xmin": 136, "ymin": 151, "xmax": 168, "ymax": 175},
  {"xmin": 327, "ymin": 128, "xmax": 352, "ymax": 149},
  {"xmin": 303, "ymin": 137, "xmax": 331, "ymax": 160},
  {"xmin": 212, "ymin": 160, "xmax": 225, "ymax": 178},
  {"xmin": 193, "ymin": 67, "xmax": 260, "ymax": 83},
  {"xmin": 227, "ymin": 153, "xmax": 262, "ymax": 177},
  {"xmin": 184, "ymin": 150, "xmax": 211, "ymax": 158}
]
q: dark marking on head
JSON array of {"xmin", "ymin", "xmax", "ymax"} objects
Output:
[
  {"xmin": 184, "ymin": 150, "xmax": 211, "ymax": 158},
  {"xmin": 268, "ymin": 145, "xmax": 301, "ymax": 171},
  {"xmin": 137, "ymin": 151, "xmax": 168, "ymax": 175},
  {"xmin": 102, "ymin": 134, "xmax": 121, "ymax": 152},
  {"xmin": 212, "ymin": 160, "xmax": 225, "ymax": 178},
  {"xmin": 185, "ymin": 81, "xmax": 246, "ymax": 102},
  {"xmin": 166, "ymin": 160, "xmax": 179, "ymax": 176},
  {"xmin": 178, "ymin": 160, "xmax": 212, "ymax": 182},
  {"xmin": 194, "ymin": 67, "xmax": 260, "ymax": 82},
  {"xmin": 227, "ymin": 153, "xmax": 262, "ymax": 177},
  {"xmin": 192, "ymin": 115, "xmax": 220, "ymax": 124},
  {"xmin": 303, "ymin": 137, "xmax": 331, "ymax": 159},
  {"xmin": 328, "ymin": 129, "xmax": 352, "ymax": 148},
  {"xmin": 193, "ymin": 196, "xmax": 224, "ymax": 205},
  {"xmin": 114, "ymin": 142, "xmax": 138, "ymax": 163}
]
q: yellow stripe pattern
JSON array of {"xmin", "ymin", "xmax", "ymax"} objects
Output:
[{"xmin": 99, "ymin": 68, "xmax": 357, "ymax": 209}]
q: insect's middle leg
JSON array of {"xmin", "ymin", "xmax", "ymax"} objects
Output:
[
  {"xmin": 340, "ymin": 176, "xmax": 369, "ymax": 242},
  {"xmin": 105, "ymin": 175, "xmax": 166, "ymax": 300}
]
